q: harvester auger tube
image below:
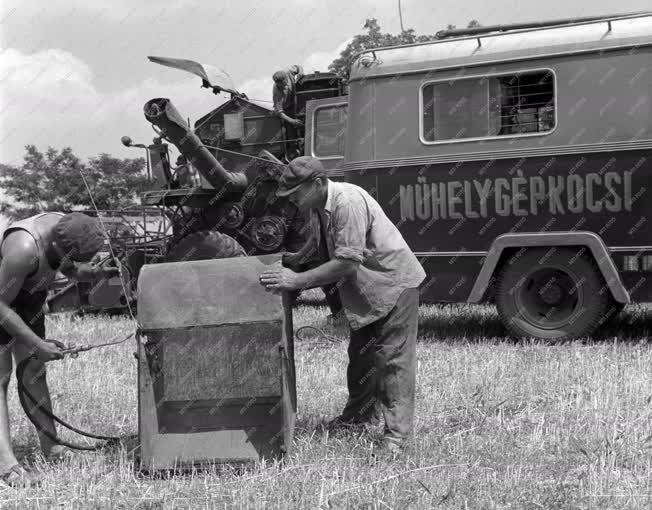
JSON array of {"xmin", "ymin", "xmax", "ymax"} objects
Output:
[{"xmin": 143, "ymin": 98, "xmax": 248, "ymax": 192}]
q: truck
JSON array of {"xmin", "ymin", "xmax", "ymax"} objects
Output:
[
  {"xmin": 341, "ymin": 11, "xmax": 652, "ymax": 339},
  {"xmin": 49, "ymin": 11, "xmax": 652, "ymax": 341}
]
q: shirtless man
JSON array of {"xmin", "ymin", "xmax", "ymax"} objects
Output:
[{"xmin": 0, "ymin": 212, "xmax": 118, "ymax": 486}]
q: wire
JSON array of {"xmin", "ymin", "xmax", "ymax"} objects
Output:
[
  {"xmin": 200, "ymin": 144, "xmax": 288, "ymax": 166},
  {"xmin": 295, "ymin": 325, "xmax": 341, "ymax": 344},
  {"xmin": 15, "ymin": 332, "xmax": 136, "ymax": 450},
  {"xmin": 77, "ymin": 167, "xmax": 139, "ymax": 326},
  {"xmin": 62, "ymin": 332, "xmax": 135, "ymax": 356}
]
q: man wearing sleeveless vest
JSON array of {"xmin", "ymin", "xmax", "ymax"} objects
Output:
[{"xmin": 0, "ymin": 212, "xmax": 118, "ymax": 487}]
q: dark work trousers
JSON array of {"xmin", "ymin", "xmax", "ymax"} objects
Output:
[{"xmin": 340, "ymin": 287, "xmax": 419, "ymax": 441}]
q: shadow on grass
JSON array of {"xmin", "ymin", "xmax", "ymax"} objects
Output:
[
  {"xmin": 296, "ymin": 295, "xmax": 652, "ymax": 344},
  {"xmin": 418, "ymin": 303, "xmax": 652, "ymax": 344},
  {"xmin": 418, "ymin": 304, "xmax": 506, "ymax": 342},
  {"xmin": 592, "ymin": 305, "xmax": 652, "ymax": 341}
]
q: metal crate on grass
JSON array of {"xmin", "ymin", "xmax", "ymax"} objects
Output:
[{"xmin": 136, "ymin": 254, "xmax": 296, "ymax": 470}]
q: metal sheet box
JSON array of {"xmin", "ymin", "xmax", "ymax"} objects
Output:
[{"xmin": 136, "ymin": 254, "xmax": 295, "ymax": 470}]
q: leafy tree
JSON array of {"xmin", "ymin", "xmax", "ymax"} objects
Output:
[
  {"xmin": 329, "ymin": 18, "xmax": 482, "ymax": 80},
  {"xmin": 445, "ymin": 19, "xmax": 482, "ymax": 31},
  {"xmin": 0, "ymin": 145, "xmax": 148, "ymax": 219}
]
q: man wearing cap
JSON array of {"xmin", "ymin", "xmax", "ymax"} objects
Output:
[
  {"xmin": 272, "ymin": 64, "xmax": 304, "ymax": 127},
  {"xmin": 272, "ymin": 65, "xmax": 304, "ymax": 161},
  {"xmin": 0, "ymin": 212, "xmax": 118, "ymax": 486},
  {"xmin": 259, "ymin": 157, "xmax": 426, "ymax": 454}
]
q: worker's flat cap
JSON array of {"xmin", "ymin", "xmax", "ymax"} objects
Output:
[
  {"xmin": 276, "ymin": 156, "xmax": 326, "ymax": 197},
  {"xmin": 53, "ymin": 212, "xmax": 106, "ymax": 262},
  {"xmin": 273, "ymin": 70, "xmax": 289, "ymax": 82}
]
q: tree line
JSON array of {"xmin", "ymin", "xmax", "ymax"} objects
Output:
[{"xmin": 0, "ymin": 145, "xmax": 149, "ymax": 219}]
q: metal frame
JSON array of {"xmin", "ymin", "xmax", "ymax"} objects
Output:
[
  {"xmin": 414, "ymin": 251, "xmax": 488, "ymax": 257},
  {"xmin": 46, "ymin": 207, "xmax": 173, "ymax": 314},
  {"xmin": 349, "ymin": 42, "xmax": 652, "ymax": 83},
  {"xmin": 418, "ymin": 67, "xmax": 558, "ymax": 146},
  {"xmin": 434, "ymin": 13, "xmax": 642, "ymax": 39},
  {"xmin": 348, "ymin": 11, "xmax": 652, "ymax": 81},
  {"xmin": 467, "ymin": 231, "xmax": 630, "ymax": 304},
  {"xmin": 88, "ymin": 208, "xmax": 172, "ymax": 253}
]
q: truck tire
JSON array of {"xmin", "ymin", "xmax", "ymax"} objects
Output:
[
  {"xmin": 165, "ymin": 230, "xmax": 246, "ymax": 262},
  {"xmin": 495, "ymin": 247, "xmax": 610, "ymax": 340}
]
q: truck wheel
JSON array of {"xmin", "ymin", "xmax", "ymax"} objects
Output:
[
  {"xmin": 495, "ymin": 247, "xmax": 609, "ymax": 340},
  {"xmin": 165, "ymin": 230, "xmax": 246, "ymax": 262}
]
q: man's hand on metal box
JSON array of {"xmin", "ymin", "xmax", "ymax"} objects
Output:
[{"xmin": 259, "ymin": 264, "xmax": 303, "ymax": 293}]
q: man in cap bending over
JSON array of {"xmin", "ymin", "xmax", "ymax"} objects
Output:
[
  {"xmin": 0, "ymin": 212, "xmax": 119, "ymax": 487},
  {"xmin": 259, "ymin": 157, "xmax": 425, "ymax": 456}
]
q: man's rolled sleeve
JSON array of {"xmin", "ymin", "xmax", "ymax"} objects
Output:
[{"xmin": 332, "ymin": 195, "xmax": 368, "ymax": 264}]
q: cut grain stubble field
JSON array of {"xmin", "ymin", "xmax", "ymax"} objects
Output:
[{"xmin": 1, "ymin": 297, "xmax": 651, "ymax": 509}]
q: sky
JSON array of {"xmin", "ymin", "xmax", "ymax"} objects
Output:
[{"xmin": 0, "ymin": 0, "xmax": 650, "ymax": 165}]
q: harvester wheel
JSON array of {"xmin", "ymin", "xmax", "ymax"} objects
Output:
[{"xmin": 165, "ymin": 230, "xmax": 246, "ymax": 262}]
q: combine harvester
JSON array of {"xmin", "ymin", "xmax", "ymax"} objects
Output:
[{"xmin": 46, "ymin": 57, "xmax": 346, "ymax": 315}]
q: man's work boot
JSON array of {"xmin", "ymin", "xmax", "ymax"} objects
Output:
[
  {"xmin": 323, "ymin": 412, "xmax": 381, "ymax": 434},
  {"xmin": 0, "ymin": 464, "xmax": 42, "ymax": 488}
]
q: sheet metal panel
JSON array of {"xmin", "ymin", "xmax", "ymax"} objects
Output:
[{"xmin": 136, "ymin": 254, "xmax": 295, "ymax": 470}]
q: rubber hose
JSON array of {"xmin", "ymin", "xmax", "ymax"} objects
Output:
[{"xmin": 16, "ymin": 358, "xmax": 121, "ymax": 451}]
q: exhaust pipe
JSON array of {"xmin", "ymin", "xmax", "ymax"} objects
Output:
[{"xmin": 144, "ymin": 98, "xmax": 248, "ymax": 192}]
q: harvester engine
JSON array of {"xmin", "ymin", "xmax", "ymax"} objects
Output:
[{"xmin": 138, "ymin": 95, "xmax": 308, "ymax": 262}]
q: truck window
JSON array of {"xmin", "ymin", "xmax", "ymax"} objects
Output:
[
  {"xmin": 421, "ymin": 69, "xmax": 555, "ymax": 143},
  {"xmin": 312, "ymin": 104, "xmax": 347, "ymax": 158}
]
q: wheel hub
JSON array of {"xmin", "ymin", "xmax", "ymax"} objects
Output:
[
  {"xmin": 251, "ymin": 216, "xmax": 286, "ymax": 252},
  {"xmin": 539, "ymin": 281, "xmax": 563, "ymax": 305},
  {"xmin": 216, "ymin": 202, "xmax": 245, "ymax": 230},
  {"xmin": 516, "ymin": 267, "xmax": 580, "ymax": 330}
]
